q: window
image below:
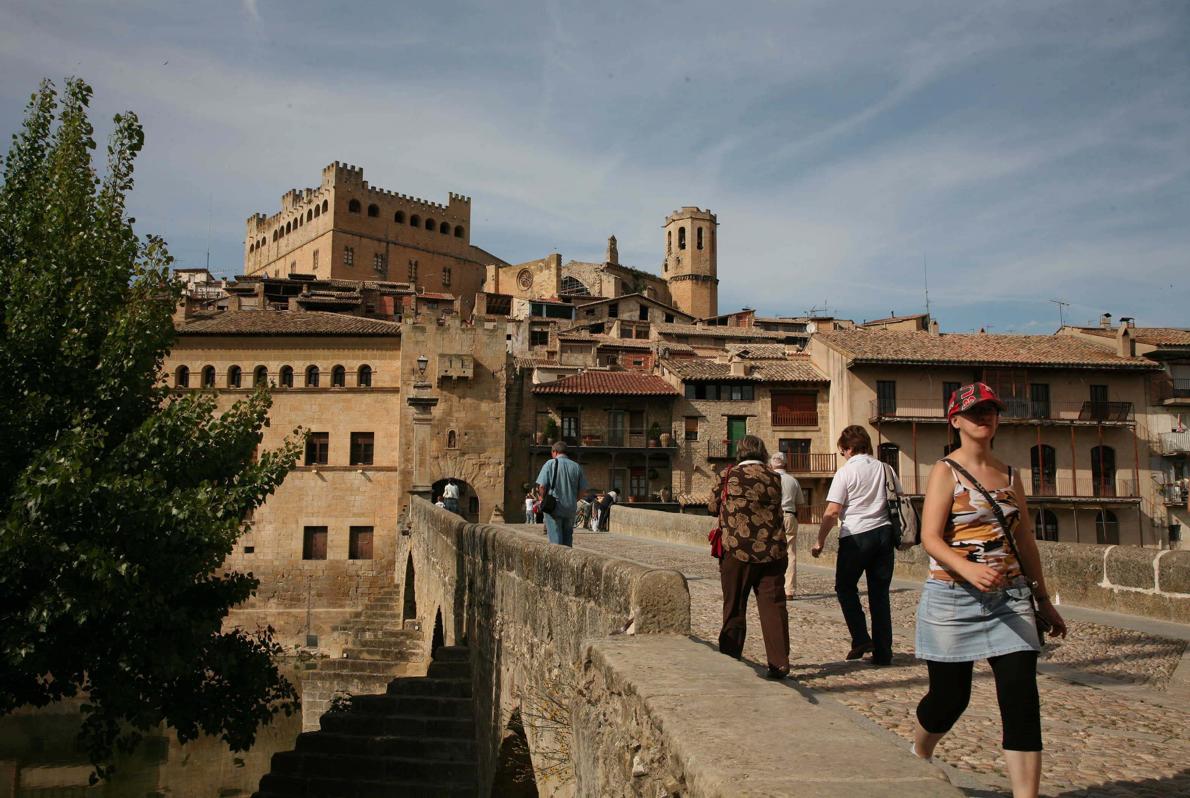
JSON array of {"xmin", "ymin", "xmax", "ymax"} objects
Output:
[
  {"xmin": 408, "ymin": 259, "xmax": 418, "ymax": 282},
  {"xmin": 254, "ymin": 366, "xmax": 269, "ymax": 387},
  {"xmin": 350, "ymin": 432, "xmax": 374, "ymax": 465},
  {"xmin": 1095, "ymin": 510, "xmax": 1119, "ymax": 545},
  {"xmin": 678, "ymin": 226, "xmax": 687, "ymax": 250},
  {"xmin": 684, "ymin": 416, "xmax": 699, "ymax": 441},
  {"xmin": 878, "ymin": 443, "xmax": 900, "ymax": 476},
  {"xmin": 619, "ymin": 323, "xmax": 634, "ymax": 339},
  {"xmin": 348, "ymin": 199, "xmax": 361, "ymax": 213},
  {"xmin": 425, "ymin": 217, "xmax": 435, "ymax": 231},
  {"xmin": 560, "ymin": 275, "xmax": 590, "ymax": 296},
  {"xmin": 1029, "ymin": 383, "xmax": 1050, "ymax": 419},
  {"xmin": 439, "ymin": 221, "xmax": 450, "ymax": 234},
  {"xmin": 305, "ymin": 432, "xmax": 329, "ymax": 465},
  {"xmin": 561, "ymin": 411, "xmax": 580, "ymax": 441},
  {"xmin": 629, "ymin": 467, "xmax": 647, "ymax": 499},
  {"xmin": 665, "ymin": 313, "xmax": 675, "ymax": 323},
  {"xmin": 442, "ymin": 267, "xmax": 451, "ymax": 287},
  {"xmin": 608, "ymin": 302, "xmax": 618, "ymax": 318},
  {"xmin": 314, "ymin": 204, "xmax": 320, "ymax": 218},
  {"xmin": 372, "ymin": 253, "xmax": 386, "ymax": 273},
  {"xmin": 175, "ymin": 366, "xmax": 190, "ymax": 388},
  {"xmin": 1031, "ymin": 445, "xmax": 1056, "ymax": 495},
  {"xmin": 349, "ymin": 526, "xmax": 374, "ymax": 560},
  {"xmin": 529, "ymin": 328, "xmax": 550, "ymax": 347},
  {"xmin": 696, "ymin": 226, "xmax": 703, "ymax": 250},
  {"xmin": 395, "ymin": 211, "xmax": 405, "ymax": 223},
  {"xmin": 331, "ymin": 365, "xmax": 346, "ymax": 387},
  {"xmin": 357, "ymin": 364, "xmax": 372, "ymax": 387},
  {"xmin": 344, "ymin": 246, "xmax": 354, "ymax": 266},
  {"xmin": 279, "ymin": 366, "xmax": 293, "ymax": 388},
  {"xmin": 321, "ymin": 199, "xmax": 328, "ymax": 214},
  {"xmin": 942, "ymin": 381, "xmax": 960, "ymax": 412},
  {"xmin": 305, "ymin": 365, "xmax": 320, "ymax": 387},
  {"xmin": 367, "ymin": 203, "xmax": 379, "ymax": 217},
  {"xmin": 667, "ymin": 230, "xmax": 672, "ymax": 254},
  {"xmin": 227, "ymin": 366, "xmax": 242, "ymax": 388},
  {"xmin": 410, "ymin": 214, "xmax": 421, "ymax": 227},
  {"xmin": 302, "ymin": 526, "xmax": 328, "ymax": 560},
  {"xmin": 1091, "ymin": 445, "xmax": 1116, "ymax": 497},
  {"xmin": 1035, "ymin": 510, "xmax": 1059, "ymax": 542},
  {"xmin": 312, "ymin": 249, "xmax": 319, "ymax": 270},
  {"xmin": 876, "ymin": 380, "xmax": 897, "ymax": 415},
  {"xmin": 201, "ymin": 365, "xmax": 216, "ymax": 388},
  {"xmin": 447, "ymin": 429, "xmax": 458, "ymax": 449},
  {"xmin": 454, "ymin": 225, "xmax": 464, "ymax": 238},
  {"xmin": 638, "ymin": 305, "xmax": 649, "ymax": 321}
]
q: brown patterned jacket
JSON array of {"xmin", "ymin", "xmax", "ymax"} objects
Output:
[{"xmin": 707, "ymin": 461, "xmax": 786, "ymax": 562}]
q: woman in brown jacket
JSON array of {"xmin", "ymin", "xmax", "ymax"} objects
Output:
[{"xmin": 708, "ymin": 435, "xmax": 790, "ymax": 678}]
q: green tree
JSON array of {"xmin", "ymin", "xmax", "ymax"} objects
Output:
[{"xmin": 0, "ymin": 78, "xmax": 301, "ymax": 775}]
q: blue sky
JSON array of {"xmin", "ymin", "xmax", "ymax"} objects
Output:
[{"xmin": 2, "ymin": 0, "xmax": 1187, "ymax": 332}]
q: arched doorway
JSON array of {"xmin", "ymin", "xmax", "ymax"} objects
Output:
[{"xmin": 432, "ymin": 477, "xmax": 478, "ymax": 522}]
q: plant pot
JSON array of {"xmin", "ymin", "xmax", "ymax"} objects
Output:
[
  {"xmin": 534, "ymin": 431, "xmax": 545, "ymax": 445},
  {"xmin": 648, "ymin": 439, "xmax": 658, "ymax": 448},
  {"xmin": 660, "ymin": 487, "xmax": 672, "ymax": 502},
  {"xmin": 659, "ymin": 432, "xmax": 672, "ymax": 448},
  {"xmin": 626, "ymin": 496, "xmax": 638, "ymax": 503}
]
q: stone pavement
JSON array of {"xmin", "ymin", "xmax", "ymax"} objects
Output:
[{"xmin": 573, "ymin": 531, "xmax": 1190, "ymax": 798}]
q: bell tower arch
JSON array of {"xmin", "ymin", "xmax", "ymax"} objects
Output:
[{"xmin": 663, "ymin": 207, "xmax": 718, "ymax": 319}]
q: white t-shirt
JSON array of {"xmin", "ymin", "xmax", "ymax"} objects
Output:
[
  {"xmin": 443, "ymin": 483, "xmax": 460, "ymax": 500},
  {"xmin": 825, "ymin": 454, "xmax": 902, "ymax": 537}
]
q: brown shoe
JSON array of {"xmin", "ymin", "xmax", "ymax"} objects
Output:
[{"xmin": 846, "ymin": 642, "xmax": 874, "ymax": 660}]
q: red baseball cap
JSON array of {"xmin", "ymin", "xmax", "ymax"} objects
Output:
[{"xmin": 946, "ymin": 382, "xmax": 1007, "ymax": 419}]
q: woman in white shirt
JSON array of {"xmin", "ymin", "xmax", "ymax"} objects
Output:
[{"xmin": 811, "ymin": 425, "xmax": 900, "ymax": 666}]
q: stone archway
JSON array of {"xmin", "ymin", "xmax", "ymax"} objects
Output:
[
  {"xmin": 431, "ymin": 607, "xmax": 445, "ymax": 658},
  {"xmin": 401, "ymin": 554, "xmax": 417, "ymax": 622},
  {"xmin": 432, "ymin": 477, "xmax": 478, "ymax": 522},
  {"xmin": 490, "ymin": 706, "xmax": 539, "ymax": 797}
]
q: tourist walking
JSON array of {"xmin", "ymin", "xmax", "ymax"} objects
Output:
[
  {"xmin": 910, "ymin": 383, "xmax": 1066, "ymax": 798},
  {"xmin": 535, "ymin": 441, "xmax": 588, "ymax": 547},
  {"xmin": 442, "ymin": 478, "xmax": 461, "ymax": 514},
  {"xmin": 709, "ymin": 435, "xmax": 790, "ymax": 679},
  {"xmin": 769, "ymin": 451, "xmax": 805, "ymax": 599},
  {"xmin": 592, "ymin": 489, "xmax": 617, "ymax": 532},
  {"xmin": 811, "ymin": 425, "xmax": 898, "ymax": 666},
  {"xmin": 523, "ymin": 490, "xmax": 537, "ymax": 525}
]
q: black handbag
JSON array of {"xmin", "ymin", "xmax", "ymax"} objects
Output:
[
  {"xmin": 942, "ymin": 459, "xmax": 1053, "ymax": 642},
  {"xmin": 540, "ymin": 459, "xmax": 558, "ymax": 516}
]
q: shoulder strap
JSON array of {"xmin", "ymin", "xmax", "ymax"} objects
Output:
[
  {"xmin": 881, "ymin": 463, "xmax": 900, "ymax": 498},
  {"xmin": 942, "ymin": 458, "xmax": 1029, "ymax": 579},
  {"xmin": 715, "ymin": 466, "xmax": 733, "ymax": 525}
]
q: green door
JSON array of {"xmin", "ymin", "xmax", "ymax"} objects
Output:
[{"xmin": 727, "ymin": 417, "xmax": 747, "ymax": 459}]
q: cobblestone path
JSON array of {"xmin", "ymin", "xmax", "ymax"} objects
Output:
[{"xmin": 574, "ymin": 532, "xmax": 1190, "ymax": 798}]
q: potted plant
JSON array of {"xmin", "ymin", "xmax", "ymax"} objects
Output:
[
  {"xmin": 533, "ymin": 430, "xmax": 545, "ymax": 445},
  {"xmin": 647, "ymin": 421, "xmax": 661, "ymax": 447},
  {"xmin": 659, "ymin": 428, "xmax": 673, "ymax": 448},
  {"xmin": 544, "ymin": 418, "xmax": 558, "ymax": 443}
]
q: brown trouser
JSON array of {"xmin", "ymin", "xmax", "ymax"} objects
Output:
[{"xmin": 719, "ymin": 555, "xmax": 790, "ymax": 670}]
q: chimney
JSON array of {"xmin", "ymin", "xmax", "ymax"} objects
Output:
[
  {"xmin": 1099, "ymin": 312, "xmax": 1113, "ymax": 329},
  {"xmin": 1117, "ymin": 321, "xmax": 1135, "ymax": 357},
  {"xmin": 929, "ymin": 319, "xmax": 940, "ymax": 336},
  {"xmin": 730, "ymin": 360, "xmax": 749, "ymax": 377}
]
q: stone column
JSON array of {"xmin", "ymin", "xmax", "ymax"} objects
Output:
[{"xmin": 408, "ymin": 386, "xmax": 439, "ymax": 501}]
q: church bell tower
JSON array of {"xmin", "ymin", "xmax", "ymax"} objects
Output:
[{"xmin": 663, "ymin": 207, "xmax": 718, "ymax": 319}]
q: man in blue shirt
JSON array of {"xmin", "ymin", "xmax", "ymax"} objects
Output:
[{"xmin": 535, "ymin": 441, "xmax": 588, "ymax": 547}]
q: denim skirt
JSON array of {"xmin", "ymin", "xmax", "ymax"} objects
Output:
[{"xmin": 915, "ymin": 578, "xmax": 1041, "ymax": 662}]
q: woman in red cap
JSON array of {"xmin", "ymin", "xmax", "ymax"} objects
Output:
[{"xmin": 911, "ymin": 383, "xmax": 1066, "ymax": 798}]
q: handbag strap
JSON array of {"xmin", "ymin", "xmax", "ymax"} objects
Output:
[
  {"xmin": 882, "ymin": 463, "xmax": 901, "ymax": 500},
  {"xmin": 941, "ymin": 458, "xmax": 1031, "ymax": 582},
  {"xmin": 715, "ymin": 466, "xmax": 733, "ymax": 525}
]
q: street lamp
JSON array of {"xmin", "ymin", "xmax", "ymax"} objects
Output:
[{"xmin": 416, "ymin": 354, "xmax": 429, "ymax": 381}]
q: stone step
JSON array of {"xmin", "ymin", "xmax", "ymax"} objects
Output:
[
  {"xmin": 342, "ymin": 645, "xmax": 423, "ymax": 661},
  {"xmin": 256, "ymin": 772, "xmax": 474, "ymax": 798},
  {"xmin": 330, "ymin": 621, "xmax": 407, "ymax": 634},
  {"xmin": 358, "ymin": 608, "xmax": 402, "ymax": 619},
  {"xmin": 270, "ymin": 750, "xmax": 476, "ymax": 784},
  {"xmin": 430, "ymin": 646, "xmax": 469, "ymax": 663},
  {"xmin": 319, "ymin": 711, "xmax": 473, "ymax": 739},
  {"xmin": 386, "ymin": 677, "xmax": 471, "ymax": 699},
  {"xmin": 351, "ymin": 634, "xmax": 422, "ymax": 649},
  {"xmin": 295, "ymin": 732, "xmax": 475, "ymax": 762},
  {"xmin": 426, "ymin": 660, "xmax": 469, "ymax": 680},
  {"xmin": 350, "ymin": 694, "xmax": 473, "ymax": 719},
  {"xmin": 316, "ymin": 658, "xmax": 407, "ymax": 675}
]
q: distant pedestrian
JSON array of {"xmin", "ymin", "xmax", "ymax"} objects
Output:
[
  {"xmin": 770, "ymin": 451, "xmax": 805, "ymax": 599},
  {"xmin": 434, "ymin": 496, "xmax": 447, "ymax": 510},
  {"xmin": 535, "ymin": 441, "xmax": 589, "ymax": 547},
  {"xmin": 592, "ymin": 489, "xmax": 617, "ymax": 532},
  {"xmin": 709, "ymin": 435, "xmax": 789, "ymax": 679},
  {"xmin": 811, "ymin": 425, "xmax": 897, "ymax": 666},
  {"xmin": 523, "ymin": 490, "xmax": 536, "ymax": 525},
  {"xmin": 911, "ymin": 384, "xmax": 1066, "ymax": 798},
  {"xmin": 442, "ymin": 478, "xmax": 461, "ymax": 514}
]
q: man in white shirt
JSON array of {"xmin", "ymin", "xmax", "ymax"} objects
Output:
[
  {"xmin": 769, "ymin": 452, "xmax": 805, "ymax": 599},
  {"xmin": 442, "ymin": 479, "xmax": 461, "ymax": 515},
  {"xmin": 811, "ymin": 425, "xmax": 901, "ymax": 667}
]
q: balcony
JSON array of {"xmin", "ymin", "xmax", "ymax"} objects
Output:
[
  {"xmin": 1158, "ymin": 431, "xmax": 1190, "ymax": 456},
  {"xmin": 1162, "ymin": 484, "xmax": 1187, "ymax": 506},
  {"xmin": 785, "ymin": 452, "xmax": 837, "ymax": 474},
  {"xmin": 771, "ymin": 410, "xmax": 819, "ymax": 427},
  {"xmin": 529, "ymin": 432, "xmax": 678, "ymax": 454},
  {"xmin": 870, "ymin": 399, "xmax": 1134, "ymax": 426},
  {"xmin": 1022, "ymin": 476, "xmax": 1139, "ymax": 500}
]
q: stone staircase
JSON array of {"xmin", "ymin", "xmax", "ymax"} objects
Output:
[
  {"xmin": 301, "ymin": 588, "xmax": 425, "ymax": 730},
  {"xmin": 255, "ymin": 645, "xmax": 477, "ymax": 797}
]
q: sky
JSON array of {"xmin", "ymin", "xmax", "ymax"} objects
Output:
[{"xmin": 1, "ymin": 0, "xmax": 1188, "ymax": 333}]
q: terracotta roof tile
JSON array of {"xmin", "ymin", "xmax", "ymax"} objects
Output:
[
  {"xmin": 725, "ymin": 343, "xmax": 788, "ymax": 360},
  {"xmin": 662, "ymin": 356, "xmax": 827, "ymax": 383},
  {"xmin": 1078, "ymin": 327, "xmax": 1190, "ymax": 347},
  {"xmin": 815, "ymin": 330, "xmax": 1160, "ymax": 370},
  {"xmin": 532, "ymin": 371, "xmax": 679, "ymax": 396},
  {"xmin": 177, "ymin": 310, "xmax": 402, "ymax": 337},
  {"xmin": 654, "ymin": 322, "xmax": 789, "ymax": 340}
]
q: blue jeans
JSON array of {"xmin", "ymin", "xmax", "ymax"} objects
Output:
[{"xmin": 545, "ymin": 514, "xmax": 575, "ymax": 547}]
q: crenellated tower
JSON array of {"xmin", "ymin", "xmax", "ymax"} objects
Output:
[{"xmin": 663, "ymin": 207, "xmax": 718, "ymax": 319}]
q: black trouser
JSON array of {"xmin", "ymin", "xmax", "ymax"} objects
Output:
[
  {"xmin": 834, "ymin": 524, "xmax": 895, "ymax": 663},
  {"xmin": 916, "ymin": 652, "xmax": 1042, "ymax": 751}
]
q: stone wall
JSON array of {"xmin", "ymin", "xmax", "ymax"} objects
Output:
[{"xmin": 610, "ymin": 505, "xmax": 1190, "ymax": 623}]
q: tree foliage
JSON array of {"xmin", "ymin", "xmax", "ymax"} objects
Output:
[{"xmin": 0, "ymin": 78, "xmax": 301, "ymax": 775}]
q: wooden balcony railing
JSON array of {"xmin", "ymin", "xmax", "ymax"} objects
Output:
[
  {"xmin": 785, "ymin": 452, "xmax": 837, "ymax": 474},
  {"xmin": 870, "ymin": 399, "xmax": 1134, "ymax": 424},
  {"xmin": 771, "ymin": 410, "xmax": 819, "ymax": 427},
  {"xmin": 899, "ymin": 468, "xmax": 1140, "ymax": 500},
  {"xmin": 1162, "ymin": 484, "xmax": 1188, "ymax": 506},
  {"xmin": 1158, "ymin": 431, "xmax": 1190, "ymax": 455}
]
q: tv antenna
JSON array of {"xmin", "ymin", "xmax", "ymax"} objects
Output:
[
  {"xmin": 205, "ymin": 193, "xmax": 213, "ymax": 272},
  {"xmin": 923, "ymin": 254, "xmax": 931, "ymax": 319},
  {"xmin": 805, "ymin": 301, "xmax": 834, "ymax": 317},
  {"xmin": 1049, "ymin": 298, "xmax": 1070, "ymax": 327}
]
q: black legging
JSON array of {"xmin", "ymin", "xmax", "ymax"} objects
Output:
[{"xmin": 916, "ymin": 651, "xmax": 1042, "ymax": 751}]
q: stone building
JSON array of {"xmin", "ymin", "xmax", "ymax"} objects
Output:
[
  {"xmin": 243, "ymin": 162, "xmax": 508, "ymax": 317},
  {"xmin": 809, "ymin": 328, "xmax": 1163, "ymax": 546},
  {"xmin": 661, "ymin": 207, "xmax": 719, "ymax": 319}
]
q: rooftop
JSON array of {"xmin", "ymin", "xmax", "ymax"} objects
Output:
[
  {"xmin": 725, "ymin": 343, "xmax": 789, "ymax": 360},
  {"xmin": 662, "ymin": 356, "xmax": 828, "ymax": 383},
  {"xmin": 532, "ymin": 371, "xmax": 679, "ymax": 396},
  {"xmin": 177, "ymin": 310, "xmax": 403, "ymax": 337},
  {"xmin": 654, "ymin": 322, "xmax": 789, "ymax": 340},
  {"xmin": 1076, "ymin": 326, "xmax": 1190, "ymax": 348},
  {"xmin": 815, "ymin": 330, "xmax": 1161, "ymax": 370}
]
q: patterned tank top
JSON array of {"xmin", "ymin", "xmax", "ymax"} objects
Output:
[{"xmin": 929, "ymin": 462, "xmax": 1022, "ymax": 583}]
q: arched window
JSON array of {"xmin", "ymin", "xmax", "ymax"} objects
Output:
[
  {"xmin": 321, "ymin": 199, "xmax": 328, "ymax": 214},
  {"xmin": 878, "ymin": 442, "xmax": 900, "ymax": 476},
  {"xmin": 175, "ymin": 365, "xmax": 190, "ymax": 388},
  {"xmin": 395, "ymin": 211, "xmax": 406, "ymax": 224},
  {"xmin": 254, "ymin": 365, "xmax": 269, "ymax": 387},
  {"xmin": 560, "ymin": 275, "xmax": 591, "ymax": 296},
  {"xmin": 667, "ymin": 230, "xmax": 672, "ymax": 254},
  {"xmin": 248, "ymin": 242, "xmax": 255, "ymax": 253},
  {"xmin": 678, "ymin": 226, "xmax": 687, "ymax": 250},
  {"xmin": 201, "ymin": 365, "xmax": 216, "ymax": 388},
  {"xmin": 696, "ymin": 226, "xmax": 704, "ymax": 250},
  {"xmin": 357, "ymin": 364, "xmax": 372, "ymax": 387},
  {"xmin": 296, "ymin": 215, "xmax": 302, "ymax": 227},
  {"xmin": 285, "ymin": 221, "xmax": 291, "ymax": 234},
  {"xmin": 305, "ymin": 365, "xmax": 320, "ymax": 387},
  {"xmin": 228, "ymin": 365, "xmax": 242, "ymax": 388},
  {"xmin": 367, "ymin": 203, "xmax": 379, "ymax": 217},
  {"xmin": 313, "ymin": 204, "xmax": 321, "ymax": 218},
  {"xmin": 410, "ymin": 214, "xmax": 421, "ymax": 227},
  {"xmin": 331, "ymin": 365, "xmax": 346, "ymax": 387},
  {"xmin": 1030, "ymin": 444, "xmax": 1056, "ymax": 496},
  {"xmin": 305, "ymin": 209, "xmax": 311, "ymax": 223},
  {"xmin": 453, "ymin": 225, "xmax": 464, "ymax": 238},
  {"xmin": 1095, "ymin": 510, "xmax": 1119, "ymax": 544},
  {"xmin": 447, "ymin": 429, "xmax": 458, "ymax": 449},
  {"xmin": 425, "ymin": 217, "xmax": 435, "ymax": 230},
  {"xmin": 348, "ymin": 199, "xmax": 361, "ymax": 214},
  {"xmin": 1035, "ymin": 510, "xmax": 1059, "ymax": 542},
  {"xmin": 439, "ymin": 221, "xmax": 450, "ymax": 234},
  {"xmin": 279, "ymin": 366, "xmax": 293, "ymax": 388},
  {"xmin": 1091, "ymin": 445, "xmax": 1117, "ymax": 497}
]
